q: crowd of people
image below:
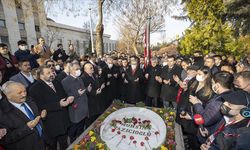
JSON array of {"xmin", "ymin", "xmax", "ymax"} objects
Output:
[{"xmin": 0, "ymin": 37, "xmax": 250, "ymax": 150}]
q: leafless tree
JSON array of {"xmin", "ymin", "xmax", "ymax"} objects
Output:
[{"xmin": 115, "ymin": 0, "xmax": 177, "ymax": 55}]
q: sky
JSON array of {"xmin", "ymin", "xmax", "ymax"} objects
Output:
[{"xmin": 47, "ymin": 1, "xmax": 191, "ymax": 45}]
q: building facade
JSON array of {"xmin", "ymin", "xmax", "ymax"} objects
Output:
[{"xmin": 0, "ymin": 0, "xmax": 116, "ymax": 55}]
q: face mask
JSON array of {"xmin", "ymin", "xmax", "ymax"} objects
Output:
[
  {"xmin": 55, "ymin": 65, "xmax": 61, "ymax": 71},
  {"xmin": 108, "ymin": 64, "xmax": 113, "ymax": 69},
  {"xmin": 220, "ymin": 104, "xmax": 234, "ymax": 118},
  {"xmin": 131, "ymin": 65, "xmax": 137, "ymax": 70},
  {"xmin": 75, "ymin": 70, "xmax": 82, "ymax": 77},
  {"xmin": 162, "ymin": 62, "xmax": 168, "ymax": 67},
  {"xmin": 19, "ymin": 45, "xmax": 27, "ymax": 51},
  {"xmin": 196, "ymin": 75, "xmax": 205, "ymax": 82}
]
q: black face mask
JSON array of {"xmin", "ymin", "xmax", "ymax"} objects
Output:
[{"xmin": 220, "ymin": 104, "xmax": 234, "ymax": 117}]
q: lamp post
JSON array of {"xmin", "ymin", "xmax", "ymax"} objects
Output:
[
  {"xmin": 89, "ymin": 7, "xmax": 95, "ymax": 54},
  {"xmin": 146, "ymin": 16, "xmax": 151, "ymax": 65}
]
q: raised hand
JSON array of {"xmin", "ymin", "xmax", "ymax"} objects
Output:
[
  {"xmin": 0, "ymin": 128, "xmax": 7, "ymax": 139},
  {"xmin": 134, "ymin": 78, "xmax": 139, "ymax": 82},
  {"xmin": 78, "ymin": 89, "xmax": 86, "ymax": 95},
  {"xmin": 27, "ymin": 116, "xmax": 41, "ymax": 129},
  {"xmin": 87, "ymin": 84, "xmax": 92, "ymax": 92}
]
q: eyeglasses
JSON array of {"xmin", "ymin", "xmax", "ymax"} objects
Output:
[{"xmin": 47, "ymin": 64, "xmax": 55, "ymax": 67}]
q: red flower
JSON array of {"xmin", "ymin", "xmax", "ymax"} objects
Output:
[
  {"xmin": 130, "ymin": 136, "xmax": 134, "ymax": 140},
  {"xmin": 145, "ymin": 136, "xmax": 149, "ymax": 141},
  {"xmin": 133, "ymin": 140, "xmax": 137, "ymax": 144},
  {"xmin": 122, "ymin": 135, "xmax": 126, "ymax": 139},
  {"xmin": 111, "ymin": 128, "xmax": 115, "ymax": 132},
  {"xmin": 117, "ymin": 131, "xmax": 121, "ymax": 135},
  {"xmin": 140, "ymin": 142, "xmax": 144, "ymax": 146}
]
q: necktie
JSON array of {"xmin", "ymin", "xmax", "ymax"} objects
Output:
[
  {"xmin": 42, "ymin": 46, "xmax": 46, "ymax": 53},
  {"xmin": 48, "ymin": 82, "xmax": 56, "ymax": 92},
  {"xmin": 21, "ymin": 103, "xmax": 42, "ymax": 136}
]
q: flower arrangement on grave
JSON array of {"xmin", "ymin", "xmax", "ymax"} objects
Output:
[{"xmin": 73, "ymin": 101, "xmax": 176, "ymax": 150}]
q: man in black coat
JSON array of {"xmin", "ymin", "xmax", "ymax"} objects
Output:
[
  {"xmin": 102, "ymin": 57, "xmax": 120, "ymax": 106},
  {"xmin": 145, "ymin": 57, "xmax": 162, "ymax": 107},
  {"xmin": 124, "ymin": 59, "xmax": 145, "ymax": 104},
  {"xmin": 52, "ymin": 44, "xmax": 68, "ymax": 62},
  {"xmin": 81, "ymin": 63, "xmax": 105, "ymax": 127},
  {"xmin": 0, "ymin": 82, "xmax": 46, "ymax": 150},
  {"xmin": 119, "ymin": 58, "xmax": 129, "ymax": 101},
  {"xmin": 29, "ymin": 66, "xmax": 73, "ymax": 150},
  {"xmin": 160, "ymin": 56, "xmax": 182, "ymax": 108},
  {"xmin": 54, "ymin": 61, "xmax": 70, "ymax": 84}
]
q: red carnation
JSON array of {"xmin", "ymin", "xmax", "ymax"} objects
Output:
[
  {"xmin": 130, "ymin": 136, "xmax": 134, "ymax": 140},
  {"xmin": 140, "ymin": 142, "xmax": 144, "ymax": 146}
]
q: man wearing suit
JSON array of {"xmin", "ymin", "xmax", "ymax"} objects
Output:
[
  {"xmin": 0, "ymin": 82, "xmax": 46, "ymax": 150},
  {"xmin": 34, "ymin": 37, "xmax": 52, "ymax": 60},
  {"xmin": 61, "ymin": 62, "xmax": 90, "ymax": 142},
  {"xmin": 81, "ymin": 63, "xmax": 105, "ymax": 127},
  {"xmin": 102, "ymin": 57, "xmax": 120, "ymax": 106},
  {"xmin": 55, "ymin": 61, "xmax": 70, "ymax": 84},
  {"xmin": 29, "ymin": 66, "xmax": 73, "ymax": 150},
  {"xmin": 124, "ymin": 59, "xmax": 145, "ymax": 104},
  {"xmin": 145, "ymin": 57, "xmax": 162, "ymax": 107},
  {"xmin": 160, "ymin": 56, "xmax": 182, "ymax": 108},
  {"xmin": 10, "ymin": 60, "xmax": 35, "ymax": 89}
]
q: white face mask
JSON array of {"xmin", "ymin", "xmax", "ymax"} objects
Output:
[
  {"xmin": 163, "ymin": 62, "xmax": 168, "ymax": 66},
  {"xmin": 131, "ymin": 65, "xmax": 137, "ymax": 70},
  {"xmin": 108, "ymin": 64, "xmax": 113, "ymax": 69},
  {"xmin": 196, "ymin": 75, "xmax": 205, "ymax": 82},
  {"xmin": 19, "ymin": 45, "xmax": 27, "ymax": 51},
  {"xmin": 75, "ymin": 70, "xmax": 82, "ymax": 77},
  {"xmin": 55, "ymin": 65, "xmax": 61, "ymax": 71}
]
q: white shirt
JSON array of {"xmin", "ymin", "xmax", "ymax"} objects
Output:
[
  {"xmin": 21, "ymin": 72, "xmax": 34, "ymax": 83},
  {"xmin": 9, "ymin": 101, "xmax": 34, "ymax": 119}
]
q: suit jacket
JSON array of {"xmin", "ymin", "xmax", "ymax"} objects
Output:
[
  {"xmin": 0, "ymin": 98, "xmax": 44, "ymax": 150},
  {"xmin": 81, "ymin": 73, "xmax": 104, "ymax": 116},
  {"xmin": 125, "ymin": 67, "xmax": 145, "ymax": 104},
  {"xmin": 52, "ymin": 49, "xmax": 68, "ymax": 62},
  {"xmin": 145, "ymin": 65, "xmax": 162, "ymax": 98},
  {"xmin": 102, "ymin": 65, "xmax": 120, "ymax": 102},
  {"xmin": 160, "ymin": 65, "xmax": 182, "ymax": 101},
  {"xmin": 10, "ymin": 72, "xmax": 34, "ymax": 88},
  {"xmin": 61, "ymin": 75, "xmax": 89, "ymax": 123},
  {"xmin": 55, "ymin": 71, "xmax": 68, "ymax": 84},
  {"xmin": 29, "ymin": 80, "xmax": 70, "ymax": 138}
]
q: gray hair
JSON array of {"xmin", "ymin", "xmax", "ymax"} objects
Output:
[{"xmin": 2, "ymin": 81, "xmax": 24, "ymax": 95}]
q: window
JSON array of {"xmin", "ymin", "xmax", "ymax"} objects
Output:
[
  {"xmin": 35, "ymin": 25, "xmax": 40, "ymax": 32},
  {"xmin": 0, "ymin": 20, "xmax": 6, "ymax": 28},
  {"xmin": 0, "ymin": 36, "xmax": 10, "ymax": 46},
  {"xmin": 18, "ymin": 23, "xmax": 25, "ymax": 30}
]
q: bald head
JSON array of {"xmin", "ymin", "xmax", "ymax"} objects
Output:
[{"xmin": 2, "ymin": 81, "xmax": 27, "ymax": 104}]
